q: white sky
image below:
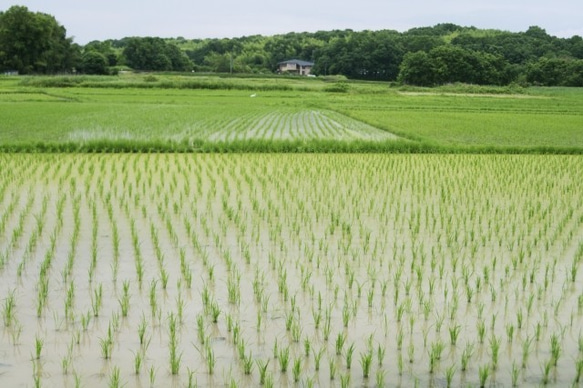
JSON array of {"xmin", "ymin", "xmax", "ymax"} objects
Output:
[{"xmin": 5, "ymin": 0, "xmax": 583, "ymax": 44}]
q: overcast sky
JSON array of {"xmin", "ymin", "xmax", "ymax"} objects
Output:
[{"xmin": 7, "ymin": 0, "xmax": 583, "ymax": 44}]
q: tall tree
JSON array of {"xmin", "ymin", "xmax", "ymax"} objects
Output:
[
  {"xmin": 122, "ymin": 37, "xmax": 192, "ymax": 71},
  {"xmin": 0, "ymin": 5, "xmax": 77, "ymax": 73}
]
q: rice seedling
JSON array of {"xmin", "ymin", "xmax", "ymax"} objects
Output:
[
  {"xmin": 111, "ymin": 312, "xmax": 121, "ymax": 332},
  {"xmin": 340, "ymin": 372, "xmax": 351, "ymax": 388},
  {"xmin": 168, "ymin": 313, "xmax": 182, "ymax": 375},
  {"xmin": 397, "ymin": 327, "xmax": 404, "ymax": 350},
  {"xmin": 360, "ymin": 350, "xmax": 373, "ymax": 378},
  {"xmin": 449, "ymin": 324, "xmax": 461, "ymax": 346},
  {"xmin": 408, "ymin": 341, "xmax": 415, "ymax": 363},
  {"xmin": 313, "ymin": 347, "xmax": 324, "ymax": 371},
  {"xmin": 506, "ymin": 323, "xmax": 514, "ymax": 343},
  {"xmin": 292, "ymin": 357, "xmax": 302, "ymax": 382},
  {"xmin": 335, "ymin": 332, "xmax": 346, "ymax": 355},
  {"xmin": 237, "ymin": 338, "xmax": 246, "ymax": 360},
  {"xmin": 108, "ymin": 366, "xmax": 123, "ymax": 388},
  {"xmin": 80, "ymin": 310, "xmax": 91, "ymax": 331},
  {"xmin": 118, "ymin": 280, "xmax": 130, "ymax": 317},
  {"xmin": 10, "ymin": 321, "xmax": 23, "ymax": 345},
  {"xmin": 445, "ymin": 364, "xmax": 456, "ymax": 388},
  {"xmin": 138, "ymin": 315, "xmax": 148, "ymax": 345},
  {"xmin": 377, "ymin": 343, "xmax": 386, "ymax": 367},
  {"xmin": 73, "ymin": 372, "xmax": 82, "ymax": 388},
  {"xmin": 204, "ymin": 343, "xmax": 216, "ymax": 375},
  {"xmin": 511, "ymin": 361, "xmax": 520, "ymax": 387},
  {"xmin": 550, "ymin": 333, "xmax": 561, "ymax": 366},
  {"xmin": 540, "ymin": 358, "xmax": 554, "ymax": 385},
  {"xmin": 342, "ymin": 304, "xmax": 351, "ymax": 327},
  {"xmin": 291, "ymin": 321, "xmax": 302, "ymax": 342},
  {"xmin": 31, "ymin": 361, "xmax": 41, "ymax": 388},
  {"xmin": 278, "ymin": 346, "xmax": 290, "ymax": 372},
  {"xmin": 2, "ymin": 289, "xmax": 16, "ymax": 327},
  {"xmin": 61, "ymin": 353, "xmax": 72, "ymax": 375},
  {"xmin": 241, "ymin": 349, "xmax": 254, "ymax": 375},
  {"xmin": 521, "ymin": 336, "xmax": 532, "ymax": 368},
  {"xmin": 574, "ymin": 358, "xmax": 583, "ymax": 384},
  {"xmin": 91, "ymin": 283, "xmax": 103, "ymax": 317},
  {"xmin": 345, "ymin": 343, "xmax": 355, "ymax": 369},
  {"xmin": 302, "ymin": 338, "xmax": 311, "ymax": 358},
  {"xmin": 477, "ymin": 320, "xmax": 486, "ymax": 344},
  {"xmin": 264, "ymin": 372, "xmax": 274, "ymax": 388},
  {"xmin": 99, "ymin": 336, "xmax": 113, "ymax": 360},
  {"xmin": 134, "ymin": 350, "xmax": 144, "ymax": 374},
  {"xmin": 176, "ymin": 292, "xmax": 184, "ymax": 324},
  {"xmin": 209, "ymin": 301, "xmax": 221, "ymax": 324},
  {"xmin": 322, "ymin": 311, "xmax": 332, "ymax": 341},
  {"xmin": 149, "ymin": 280, "xmax": 158, "ymax": 317},
  {"xmin": 187, "ymin": 368, "xmax": 197, "ymax": 388},
  {"xmin": 256, "ymin": 359, "xmax": 269, "ymax": 385},
  {"xmin": 34, "ymin": 335, "xmax": 43, "ymax": 360},
  {"xmin": 478, "ymin": 364, "xmax": 490, "ymax": 388},
  {"xmin": 489, "ymin": 335, "xmax": 501, "ymax": 369},
  {"xmin": 169, "ymin": 346, "xmax": 182, "ymax": 375},
  {"xmin": 329, "ymin": 358, "xmax": 337, "ymax": 381}
]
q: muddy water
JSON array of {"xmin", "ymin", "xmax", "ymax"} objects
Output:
[{"xmin": 0, "ymin": 154, "xmax": 582, "ymax": 387}]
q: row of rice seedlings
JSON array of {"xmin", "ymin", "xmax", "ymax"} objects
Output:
[
  {"xmin": 203, "ymin": 108, "xmax": 399, "ymax": 143},
  {"xmin": 1, "ymin": 153, "xmax": 582, "ymax": 386}
]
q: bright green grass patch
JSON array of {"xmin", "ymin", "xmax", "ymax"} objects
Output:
[
  {"xmin": 0, "ymin": 87, "xmax": 398, "ymax": 148},
  {"xmin": 348, "ymin": 110, "xmax": 583, "ymax": 148},
  {"xmin": 1, "ymin": 75, "xmax": 583, "ymax": 153},
  {"xmin": 326, "ymin": 88, "xmax": 583, "ymax": 149}
]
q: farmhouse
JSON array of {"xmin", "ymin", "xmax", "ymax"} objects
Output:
[{"xmin": 277, "ymin": 59, "xmax": 314, "ymax": 76}]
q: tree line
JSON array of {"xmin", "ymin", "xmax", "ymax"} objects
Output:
[{"xmin": 1, "ymin": 5, "xmax": 582, "ymax": 86}]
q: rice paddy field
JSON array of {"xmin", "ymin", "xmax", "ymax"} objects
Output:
[
  {"xmin": 1, "ymin": 75, "xmax": 583, "ymax": 388},
  {"xmin": 1, "ymin": 153, "xmax": 582, "ymax": 387},
  {"xmin": 1, "ymin": 74, "xmax": 582, "ymax": 152}
]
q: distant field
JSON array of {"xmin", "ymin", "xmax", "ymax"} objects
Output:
[
  {"xmin": 332, "ymin": 88, "xmax": 583, "ymax": 149},
  {"xmin": 1, "ymin": 74, "xmax": 583, "ymax": 152}
]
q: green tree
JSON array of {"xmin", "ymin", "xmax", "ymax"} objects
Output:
[
  {"xmin": 398, "ymin": 46, "xmax": 508, "ymax": 86},
  {"xmin": 527, "ymin": 57, "xmax": 583, "ymax": 86},
  {"xmin": 398, "ymin": 51, "xmax": 435, "ymax": 86},
  {"xmin": 122, "ymin": 37, "xmax": 191, "ymax": 71},
  {"xmin": 0, "ymin": 5, "xmax": 77, "ymax": 73},
  {"xmin": 81, "ymin": 51, "xmax": 108, "ymax": 74},
  {"xmin": 84, "ymin": 40, "xmax": 118, "ymax": 66},
  {"xmin": 203, "ymin": 52, "xmax": 231, "ymax": 73}
]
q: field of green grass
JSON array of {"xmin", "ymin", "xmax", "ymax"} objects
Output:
[
  {"xmin": 335, "ymin": 88, "xmax": 583, "ymax": 150},
  {"xmin": 1, "ymin": 74, "xmax": 582, "ymax": 153}
]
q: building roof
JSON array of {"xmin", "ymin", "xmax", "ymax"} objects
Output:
[{"xmin": 278, "ymin": 59, "xmax": 315, "ymax": 66}]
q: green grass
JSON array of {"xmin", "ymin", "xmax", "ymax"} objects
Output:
[
  {"xmin": 337, "ymin": 89, "xmax": 583, "ymax": 149},
  {"xmin": 1, "ymin": 74, "xmax": 583, "ymax": 153}
]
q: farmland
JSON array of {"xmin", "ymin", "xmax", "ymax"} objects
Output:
[
  {"xmin": 1, "ymin": 153, "xmax": 583, "ymax": 387},
  {"xmin": 1, "ymin": 74, "xmax": 583, "ymax": 387},
  {"xmin": 1, "ymin": 74, "xmax": 583, "ymax": 152}
]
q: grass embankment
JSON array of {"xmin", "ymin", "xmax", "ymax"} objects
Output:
[
  {"xmin": 1, "ymin": 74, "xmax": 582, "ymax": 153},
  {"xmin": 2, "ymin": 139, "xmax": 582, "ymax": 155}
]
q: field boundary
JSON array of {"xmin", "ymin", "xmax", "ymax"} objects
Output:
[{"xmin": 1, "ymin": 139, "xmax": 583, "ymax": 154}]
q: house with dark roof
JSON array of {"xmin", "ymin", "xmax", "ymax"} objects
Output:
[{"xmin": 278, "ymin": 59, "xmax": 315, "ymax": 76}]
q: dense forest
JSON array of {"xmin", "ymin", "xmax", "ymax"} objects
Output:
[{"xmin": 2, "ymin": 5, "xmax": 583, "ymax": 86}]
